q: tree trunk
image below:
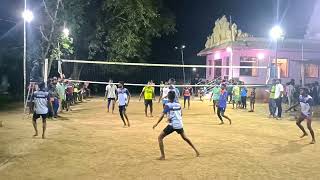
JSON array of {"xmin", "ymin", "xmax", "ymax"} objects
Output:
[
  {"xmin": 71, "ymin": 63, "xmax": 83, "ymax": 80},
  {"xmin": 42, "ymin": 0, "xmax": 61, "ymax": 78}
]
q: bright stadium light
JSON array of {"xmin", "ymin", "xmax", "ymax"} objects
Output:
[
  {"xmin": 226, "ymin": 47, "xmax": 232, "ymax": 53},
  {"xmin": 63, "ymin": 28, "xmax": 70, "ymax": 37},
  {"xmin": 22, "ymin": 10, "xmax": 33, "ymax": 23},
  {"xmin": 182, "ymin": 45, "xmax": 186, "ymax": 49},
  {"xmin": 270, "ymin": 25, "xmax": 284, "ymax": 40},
  {"xmin": 257, "ymin": 53, "xmax": 265, "ymax": 60},
  {"xmin": 192, "ymin": 67, "xmax": 197, "ymax": 72}
]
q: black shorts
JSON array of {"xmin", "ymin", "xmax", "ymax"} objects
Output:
[
  {"xmin": 184, "ymin": 96, "xmax": 190, "ymax": 101},
  {"xmin": 119, "ymin": 105, "xmax": 126, "ymax": 113},
  {"xmin": 108, "ymin": 98, "xmax": 116, "ymax": 101},
  {"xmin": 163, "ymin": 125, "xmax": 184, "ymax": 135},
  {"xmin": 144, "ymin": 100, "xmax": 153, "ymax": 106},
  {"xmin": 33, "ymin": 113, "xmax": 47, "ymax": 121}
]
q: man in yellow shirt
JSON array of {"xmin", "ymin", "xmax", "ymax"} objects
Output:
[{"xmin": 139, "ymin": 81, "xmax": 156, "ymax": 117}]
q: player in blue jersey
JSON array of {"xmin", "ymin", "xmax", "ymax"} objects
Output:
[
  {"xmin": 216, "ymin": 84, "xmax": 232, "ymax": 125},
  {"xmin": 153, "ymin": 91, "xmax": 200, "ymax": 160}
]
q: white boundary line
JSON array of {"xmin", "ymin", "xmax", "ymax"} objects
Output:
[{"xmin": 58, "ymin": 59, "xmax": 268, "ymax": 69}]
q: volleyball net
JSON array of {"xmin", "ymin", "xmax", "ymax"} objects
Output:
[{"xmin": 49, "ymin": 59, "xmax": 269, "ymax": 94}]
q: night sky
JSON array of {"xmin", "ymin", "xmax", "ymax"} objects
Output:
[{"xmin": 0, "ymin": 0, "xmax": 316, "ymax": 64}]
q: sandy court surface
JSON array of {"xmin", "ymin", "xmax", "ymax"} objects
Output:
[{"xmin": 1, "ymin": 97, "xmax": 320, "ymax": 180}]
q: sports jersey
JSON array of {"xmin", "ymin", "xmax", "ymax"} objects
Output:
[
  {"xmin": 241, "ymin": 87, "xmax": 247, "ymax": 97},
  {"xmin": 233, "ymin": 85, "xmax": 240, "ymax": 96},
  {"xmin": 212, "ymin": 86, "xmax": 221, "ymax": 101},
  {"xmin": 117, "ymin": 88, "xmax": 129, "ymax": 106},
  {"xmin": 162, "ymin": 87, "xmax": 170, "ymax": 100},
  {"xmin": 269, "ymin": 85, "xmax": 276, "ymax": 99},
  {"xmin": 218, "ymin": 90, "xmax": 228, "ymax": 108},
  {"xmin": 143, "ymin": 86, "xmax": 154, "ymax": 100},
  {"xmin": 163, "ymin": 102, "xmax": 183, "ymax": 129},
  {"xmin": 106, "ymin": 84, "xmax": 117, "ymax": 98},
  {"xmin": 33, "ymin": 90, "xmax": 50, "ymax": 114},
  {"xmin": 299, "ymin": 95, "xmax": 313, "ymax": 116},
  {"xmin": 183, "ymin": 87, "xmax": 192, "ymax": 97}
]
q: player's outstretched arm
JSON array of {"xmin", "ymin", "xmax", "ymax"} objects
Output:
[
  {"xmin": 153, "ymin": 113, "xmax": 165, "ymax": 129},
  {"xmin": 158, "ymin": 91, "xmax": 163, "ymax": 103},
  {"xmin": 285, "ymin": 102, "xmax": 299, "ymax": 112}
]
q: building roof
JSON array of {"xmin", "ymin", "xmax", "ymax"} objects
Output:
[{"xmin": 198, "ymin": 37, "xmax": 320, "ymax": 56}]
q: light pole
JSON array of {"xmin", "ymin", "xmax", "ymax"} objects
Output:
[
  {"xmin": 22, "ymin": 3, "xmax": 34, "ymax": 112},
  {"xmin": 175, "ymin": 45, "xmax": 186, "ymax": 83},
  {"xmin": 270, "ymin": 25, "xmax": 284, "ymax": 79}
]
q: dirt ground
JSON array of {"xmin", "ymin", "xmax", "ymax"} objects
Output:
[{"xmin": 1, "ymin": 97, "xmax": 320, "ymax": 180}]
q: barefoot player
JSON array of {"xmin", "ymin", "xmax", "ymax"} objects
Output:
[
  {"xmin": 139, "ymin": 81, "xmax": 156, "ymax": 117},
  {"xmin": 286, "ymin": 88, "xmax": 316, "ymax": 144},
  {"xmin": 105, "ymin": 79, "xmax": 117, "ymax": 113},
  {"xmin": 216, "ymin": 84, "xmax": 232, "ymax": 125},
  {"xmin": 116, "ymin": 81, "xmax": 131, "ymax": 127},
  {"xmin": 153, "ymin": 91, "xmax": 200, "ymax": 160},
  {"xmin": 32, "ymin": 82, "xmax": 51, "ymax": 139}
]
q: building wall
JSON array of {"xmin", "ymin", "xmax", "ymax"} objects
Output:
[{"xmin": 206, "ymin": 48, "xmax": 320, "ymax": 84}]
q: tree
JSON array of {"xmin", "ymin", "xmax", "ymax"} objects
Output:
[{"xmin": 37, "ymin": 0, "xmax": 175, "ymax": 79}]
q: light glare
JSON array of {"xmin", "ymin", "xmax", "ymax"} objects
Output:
[
  {"xmin": 63, "ymin": 28, "xmax": 70, "ymax": 37},
  {"xmin": 270, "ymin": 25, "xmax": 284, "ymax": 40},
  {"xmin": 22, "ymin": 10, "xmax": 34, "ymax": 23}
]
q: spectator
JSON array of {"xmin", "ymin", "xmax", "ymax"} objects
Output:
[
  {"xmin": 274, "ymin": 79, "xmax": 284, "ymax": 119},
  {"xmin": 286, "ymin": 82, "xmax": 295, "ymax": 110}
]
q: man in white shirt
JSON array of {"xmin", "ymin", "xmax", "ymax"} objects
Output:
[
  {"xmin": 286, "ymin": 82, "xmax": 295, "ymax": 109},
  {"xmin": 159, "ymin": 82, "xmax": 169, "ymax": 108},
  {"xmin": 104, "ymin": 79, "xmax": 117, "ymax": 113},
  {"xmin": 274, "ymin": 79, "xmax": 284, "ymax": 119},
  {"xmin": 116, "ymin": 81, "xmax": 131, "ymax": 127}
]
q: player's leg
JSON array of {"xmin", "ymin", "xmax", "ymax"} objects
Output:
[
  {"xmin": 244, "ymin": 96, "xmax": 247, "ymax": 109},
  {"xmin": 157, "ymin": 126, "xmax": 172, "ymax": 160},
  {"xmin": 217, "ymin": 107, "xmax": 224, "ymax": 124},
  {"xmin": 306, "ymin": 117, "xmax": 315, "ymax": 144},
  {"xmin": 41, "ymin": 115, "xmax": 47, "ymax": 139},
  {"xmin": 112, "ymin": 99, "xmax": 116, "ymax": 114},
  {"xmin": 150, "ymin": 101, "xmax": 153, "ymax": 117},
  {"xmin": 144, "ymin": 101, "xmax": 148, "ymax": 117},
  {"xmin": 221, "ymin": 109, "xmax": 232, "ymax": 125},
  {"xmin": 123, "ymin": 108, "xmax": 130, "ymax": 127},
  {"xmin": 119, "ymin": 107, "xmax": 127, "ymax": 127},
  {"xmin": 184, "ymin": 96, "xmax": 186, "ymax": 108},
  {"xmin": 187, "ymin": 96, "xmax": 190, "ymax": 109},
  {"xmin": 107, "ymin": 98, "xmax": 111, "ymax": 112},
  {"xmin": 179, "ymin": 131, "xmax": 200, "ymax": 157},
  {"xmin": 213, "ymin": 100, "xmax": 216, "ymax": 113},
  {"xmin": 296, "ymin": 116, "xmax": 307, "ymax": 138},
  {"xmin": 32, "ymin": 113, "xmax": 39, "ymax": 137}
]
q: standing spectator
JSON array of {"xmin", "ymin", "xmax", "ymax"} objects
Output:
[
  {"xmin": 274, "ymin": 79, "xmax": 284, "ymax": 119},
  {"xmin": 312, "ymin": 82, "xmax": 319, "ymax": 105},
  {"xmin": 66, "ymin": 80, "xmax": 74, "ymax": 111},
  {"xmin": 267, "ymin": 79, "xmax": 277, "ymax": 118},
  {"xmin": 249, "ymin": 88, "xmax": 256, "ymax": 112},
  {"xmin": 227, "ymin": 84, "xmax": 233, "ymax": 104},
  {"xmin": 240, "ymin": 85, "xmax": 247, "ymax": 109},
  {"xmin": 183, "ymin": 84, "xmax": 193, "ymax": 109},
  {"xmin": 286, "ymin": 82, "xmax": 295, "ymax": 110},
  {"xmin": 232, "ymin": 82, "xmax": 241, "ymax": 109},
  {"xmin": 56, "ymin": 77, "xmax": 66, "ymax": 112},
  {"xmin": 49, "ymin": 77, "xmax": 59, "ymax": 118}
]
